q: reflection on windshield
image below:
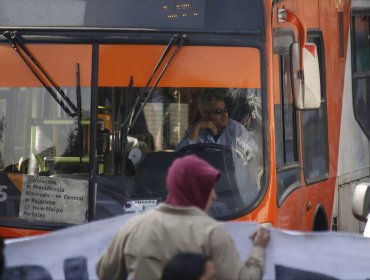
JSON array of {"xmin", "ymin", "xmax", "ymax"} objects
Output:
[{"xmin": 0, "ymin": 87, "xmax": 90, "ymax": 175}]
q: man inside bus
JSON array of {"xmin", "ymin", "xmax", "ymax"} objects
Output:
[{"xmin": 176, "ymin": 90, "xmax": 258, "ymax": 159}]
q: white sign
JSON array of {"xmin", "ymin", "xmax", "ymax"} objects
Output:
[
  {"xmin": 124, "ymin": 200, "xmax": 158, "ymax": 214},
  {"xmin": 3, "ymin": 215, "xmax": 370, "ymax": 280},
  {"xmin": 19, "ymin": 175, "xmax": 88, "ymax": 224}
]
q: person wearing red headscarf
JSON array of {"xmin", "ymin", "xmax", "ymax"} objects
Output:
[{"xmin": 96, "ymin": 155, "xmax": 269, "ymax": 280}]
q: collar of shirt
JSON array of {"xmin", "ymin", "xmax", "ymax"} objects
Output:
[{"xmin": 155, "ymin": 203, "xmax": 207, "ymax": 216}]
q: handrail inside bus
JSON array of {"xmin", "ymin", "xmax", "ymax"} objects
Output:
[
  {"xmin": 128, "ymin": 34, "xmax": 188, "ymax": 130},
  {"xmin": 121, "ymin": 76, "xmax": 134, "ymax": 175},
  {"xmin": 118, "ymin": 33, "xmax": 187, "ymax": 174},
  {"xmin": 75, "ymin": 63, "xmax": 83, "ymax": 167},
  {"xmin": 121, "ymin": 33, "xmax": 183, "ymax": 129},
  {"xmin": 3, "ymin": 30, "xmax": 79, "ymax": 118}
]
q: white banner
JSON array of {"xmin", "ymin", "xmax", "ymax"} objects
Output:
[{"xmin": 4, "ymin": 214, "xmax": 370, "ymax": 280}]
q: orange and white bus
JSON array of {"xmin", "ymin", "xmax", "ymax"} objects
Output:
[{"xmin": 0, "ymin": 0, "xmax": 365, "ymax": 238}]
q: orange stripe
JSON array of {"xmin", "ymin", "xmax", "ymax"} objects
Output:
[
  {"xmin": 99, "ymin": 45, "xmax": 261, "ymax": 88},
  {"xmin": 0, "ymin": 44, "xmax": 92, "ymax": 87},
  {"xmin": 0, "ymin": 227, "xmax": 49, "ymax": 238}
]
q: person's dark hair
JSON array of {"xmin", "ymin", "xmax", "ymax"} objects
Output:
[
  {"xmin": 198, "ymin": 88, "xmax": 226, "ymax": 113},
  {"xmin": 161, "ymin": 253, "xmax": 209, "ymax": 280}
]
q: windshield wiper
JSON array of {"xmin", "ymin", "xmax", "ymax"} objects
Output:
[
  {"xmin": 120, "ymin": 76, "xmax": 134, "ymax": 175},
  {"xmin": 121, "ymin": 34, "xmax": 188, "ymax": 130},
  {"xmin": 3, "ymin": 31, "xmax": 78, "ymax": 117},
  {"xmin": 76, "ymin": 63, "xmax": 83, "ymax": 167}
]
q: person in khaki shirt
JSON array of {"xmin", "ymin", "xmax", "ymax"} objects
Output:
[{"xmin": 96, "ymin": 155, "xmax": 270, "ymax": 280}]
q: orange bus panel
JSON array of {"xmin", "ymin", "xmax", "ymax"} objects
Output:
[
  {"xmin": 99, "ymin": 45, "xmax": 261, "ymax": 88},
  {"xmin": 0, "ymin": 44, "xmax": 92, "ymax": 87}
]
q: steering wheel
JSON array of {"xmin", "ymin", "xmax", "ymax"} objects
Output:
[{"xmin": 177, "ymin": 143, "xmax": 231, "ymax": 153}]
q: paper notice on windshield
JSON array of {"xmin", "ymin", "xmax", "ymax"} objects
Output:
[
  {"xmin": 123, "ymin": 200, "xmax": 158, "ymax": 214},
  {"xmin": 19, "ymin": 175, "xmax": 88, "ymax": 224}
]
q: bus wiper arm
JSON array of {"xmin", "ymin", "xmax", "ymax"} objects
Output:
[
  {"xmin": 121, "ymin": 34, "xmax": 187, "ymax": 129},
  {"xmin": 3, "ymin": 31, "xmax": 78, "ymax": 117},
  {"xmin": 76, "ymin": 63, "xmax": 83, "ymax": 166},
  {"xmin": 128, "ymin": 34, "xmax": 187, "ymax": 129},
  {"xmin": 120, "ymin": 76, "xmax": 134, "ymax": 175}
]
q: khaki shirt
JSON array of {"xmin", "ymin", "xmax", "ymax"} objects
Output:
[{"xmin": 96, "ymin": 204, "xmax": 265, "ymax": 280}]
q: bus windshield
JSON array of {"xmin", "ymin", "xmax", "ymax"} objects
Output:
[
  {"xmin": 98, "ymin": 86, "xmax": 264, "ymax": 218},
  {"xmin": 0, "ymin": 42, "xmax": 264, "ymax": 226},
  {"xmin": 97, "ymin": 44, "xmax": 264, "ymax": 219}
]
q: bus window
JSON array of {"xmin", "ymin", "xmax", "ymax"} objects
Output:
[
  {"xmin": 0, "ymin": 44, "xmax": 92, "ymax": 226},
  {"xmin": 353, "ymin": 14, "xmax": 370, "ymax": 72},
  {"xmin": 351, "ymin": 12, "xmax": 370, "ymax": 140},
  {"xmin": 273, "ymin": 30, "xmax": 300, "ymax": 205},
  {"xmin": 0, "ymin": 87, "xmax": 91, "ymax": 176},
  {"xmin": 302, "ymin": 34, "xmax": 329, "ymax": 184}
]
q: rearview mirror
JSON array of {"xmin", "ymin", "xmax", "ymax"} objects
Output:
[{"xmin": 290, "ymin": 42, "xmax": 321, "ymax": 110}]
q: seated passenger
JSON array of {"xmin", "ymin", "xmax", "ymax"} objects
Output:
[{"xmin": 176, "ymin": 92, "xmax": 257, "ymax": 156}]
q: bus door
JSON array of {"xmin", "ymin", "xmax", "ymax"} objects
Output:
[
  {"xmin": 273, "ymin": 29, "xmax": 304, "ymax": 230},
  {"xmin": 301, "ymin": 32, "xmax": 330, "ymax": 231},
  {"xmin": 272, "ymin": 16, "xmax": 330, "ymax": 230}
]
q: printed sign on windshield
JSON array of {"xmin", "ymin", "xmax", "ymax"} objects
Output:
[
  {"xmin": 123, "ymin": 200, "xmax": 158, "ymax": 214},
  {"xmin": 19, "ymin": 175, "xmax": 88, "ymax": 224}
]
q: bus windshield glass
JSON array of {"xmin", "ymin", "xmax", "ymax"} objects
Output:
[
  {"xmin": 99, "ymin": 86, "xmax": 264, "ymax": 218},
  {"xmin": 97, "ymin": 44, "xmax": 264, "ymax": 219},
  {"xmin": 0, "ymin": 43, "xmax": 264, "ymax": 226}
]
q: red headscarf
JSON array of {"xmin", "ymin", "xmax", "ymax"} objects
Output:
[{"xmin": 165, "ymin": 155, "xmax": 220, "ymax": 209}]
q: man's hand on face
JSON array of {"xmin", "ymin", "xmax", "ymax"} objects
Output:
[{"xmin": 197, "ymin": 120, "xmax": 218, "ymax": 136}]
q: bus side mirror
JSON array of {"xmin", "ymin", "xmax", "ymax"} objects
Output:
[{"xmin": 290, "ymin": 42, "xmax": 321, "ymax": 110}]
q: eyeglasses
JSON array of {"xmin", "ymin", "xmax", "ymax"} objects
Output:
[{"xmin": 207, "ymin": 107, "xmax": 228, "ymax": 115}]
